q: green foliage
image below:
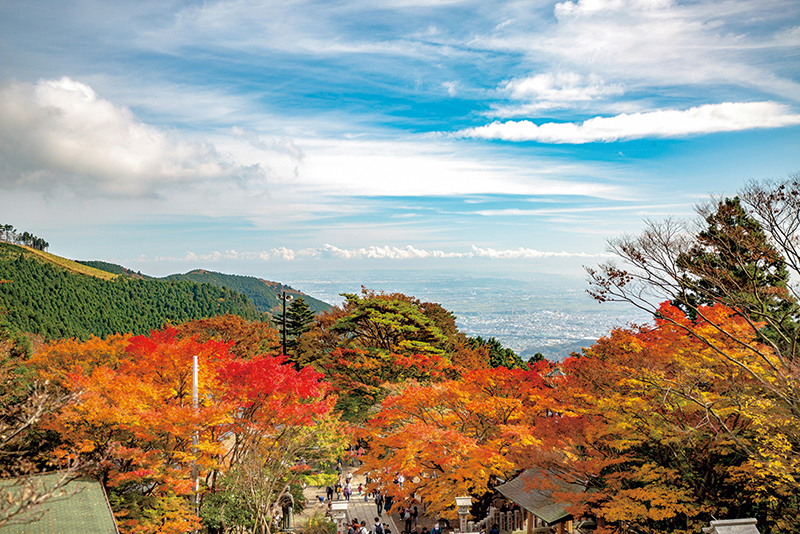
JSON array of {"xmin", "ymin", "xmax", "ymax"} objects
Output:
[
  {"xmin": 300, "ymin": 472, "xmax": 338, "ymax": 488},
  {"xmin": 302, "ymin": 513, "xmax": 337, "ymax": 534},
  {"xmin": 0, "ymin": 224, "xmax": 48, "ymax": 251},
  {"xmin": 0, "ymin": 243, "xmax": 263, "ymax": 340},
  {"xmin": 529, "ymin": 351, "xmax": 546, "ymax": 363},
  {"xmin": 277, "ymin": 297, "xmax": 316, "ymax": 355},
  {"xmin": 286, "ymin": 297, "xmax": 316, "ymax": 338},
  {"xmin": 676, "ymin": 197, "xmax": 796, "ymax": 321},
  {"xmin": 165, "ymin": 269, "xmax": 332, "ymax": 314},
  {"xmin": 201, "ymin": 486, "xmax": 254, "ymax": 532},
  {"xmin": 332, "ymin": 289, "xmax": 448, "ymax": 355},
  {"xmin": 466, "ymin": 336, "xmax": 525, "ymax": 369},
  {"xmin": 289, "ymin": 481, "xmax": 306, "ymax": 515}
]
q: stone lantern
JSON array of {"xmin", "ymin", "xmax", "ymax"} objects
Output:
[
  {"xmin": 455, "ymin": 496, "xmax": 472, "ymax": 533},
  {"xmin": 332, "ymin": 501, "xmax": 349, "ymax": 534}
]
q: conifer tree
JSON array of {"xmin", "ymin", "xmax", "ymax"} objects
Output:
[
  {"xmin": 285, "ymin": 297, "xmax": 315, "ymax": 342},
  {"xmin": 275, "ymin": 297, "xmax": 316, "ymax": 356}
]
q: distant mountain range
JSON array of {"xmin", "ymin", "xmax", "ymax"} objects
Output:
[
  {"xmin": 75, "ymin": 261, "xmax": 331, "ymax": 315},
  {"xmin": 161, "ymin": 269, "xmax": 331, "ymax": 315},
  {"xmin": 0, "ymin": 243, "xmax": 331, "ymax": 340}
]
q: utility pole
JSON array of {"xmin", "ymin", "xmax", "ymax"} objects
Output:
[
  {"xmin": 281, "ymin": 291, "xmax": 292, "ymax": 356},
  {"xmin": 192, "ymin": 355, "xmax": 199, "ymax": 531}
]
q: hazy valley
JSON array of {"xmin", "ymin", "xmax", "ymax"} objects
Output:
[{"xmin": 280, "ymin": 269, "xmax": 650, "ymax": 361}]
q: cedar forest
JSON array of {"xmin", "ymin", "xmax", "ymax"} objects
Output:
[{"xmin": 1, "ymin": 178, "xmax": 799, "ymax": 534}]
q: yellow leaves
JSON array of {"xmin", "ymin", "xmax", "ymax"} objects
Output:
[{"xmin": 598, "ymin": 464, "xmax": 700, "ymax": 525}]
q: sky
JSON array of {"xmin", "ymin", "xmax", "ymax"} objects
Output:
[{"xmin": 1, "ymin": 0, "xmax": 799, "ymax": 281}]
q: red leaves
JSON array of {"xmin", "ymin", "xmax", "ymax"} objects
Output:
[
  {"xmin": 219, "ymin": 354, "xmax": 333, "ymax": 427},
  {"xmin": 37, "ymin": 326, "xmax": 336, "ymax": 533}
]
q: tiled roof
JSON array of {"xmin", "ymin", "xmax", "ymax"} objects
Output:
[
  {"xmin": 0, "ymin": 473, "xmax": 118, "ymax": 534},
  {"xmin": 494, "ymin": 469, "xmax": 583, "ymax": 526}
]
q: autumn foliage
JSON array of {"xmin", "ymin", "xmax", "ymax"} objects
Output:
[
  {"xmin": 359, "ymin": 366, "xmax": 550, "ymax": 517},
  {"xmin": 31, "ymin": 328, "xmax": 336, "ymax": 534},
  {"xmin": 354, "ymin": 300, "xmax": 800, "ymax": 534}
]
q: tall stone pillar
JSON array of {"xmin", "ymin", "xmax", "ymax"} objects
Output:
[{"xmin": 455, "ymin": 497, "xmax": 472, "ymax": 533}]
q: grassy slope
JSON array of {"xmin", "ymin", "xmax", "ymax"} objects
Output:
[
  {"xmin": 76, "ymin": 260, "xmax": 154, "ymax": 279},
  {"xmin": 15, "ymin": 246, "xmax": 118, "ymax": 280}
]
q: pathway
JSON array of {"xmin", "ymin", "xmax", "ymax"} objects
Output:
[{"xmin": 299, "ymin": 467, "xmax": 401, "ymax": 534}]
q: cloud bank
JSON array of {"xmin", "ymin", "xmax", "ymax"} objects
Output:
[
  {"xmin": 135, "ymin": 244, "xmax": 610, "ymax": 263},
  {"xmin": 458, "ymin": 102, "xmax": 800, "ymax": 143},
  {"xmin": 0, "ymin": 77, "xmax": 245, "ymax": 196}
]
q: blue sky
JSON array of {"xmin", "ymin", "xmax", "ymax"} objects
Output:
[{"xmin": 1, "ymin": 0, "xmax": 799, "ymax": 279}]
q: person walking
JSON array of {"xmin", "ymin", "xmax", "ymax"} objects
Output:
[
  {"xmin": 375, "ymin": 491, "xmax": 384, "ymax": 516},
  {"xmin": 403, "ymin": 506, "xmax": 413, "ymax": 534}
]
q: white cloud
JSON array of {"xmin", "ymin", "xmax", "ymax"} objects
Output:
[
  {"xmin": 553, "ymin": 0, "xmax": 672, "ymax": 19},
  {"xmin": 471, "ymin": 245, "xmax": 609, "ymax": 259},
  {"xmin": 442, "ymin": 81, "xmax": 459, "ymax": 96},
  {"xmin": 318, "ymin": 244, "xmax": 468, "ymax": 259},
  {"xmin": 297, "ymin": 138, "xmax": 627, "ymax": 198},
  {"xmin": 132, "ymin": 244, "xmax": 610, "ymax": 263},
  {"xmin": 492, "ymin": 72, "xmax": 624, "ymax": 116},
  {"xmin": 458, "ymin": 101, "xmax": 800, "ymax": 143},
  {"xmin": 476, "ymin": 0, "xmax": 800, "ymax": 102},
  {"xmin": 0, "ymin": 77, "xmax": 246, "ymax": 196}
]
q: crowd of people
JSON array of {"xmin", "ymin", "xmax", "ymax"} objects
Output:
[{"xmin": 312, "ymin": 452, "xmax": 455, "ymax": 534}]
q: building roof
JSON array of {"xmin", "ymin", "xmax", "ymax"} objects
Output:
[
  {"xmin": 702, "ymin": 518, "xmax": 760, "ymax": 534},
  {"xmin": 494, "ymin": 469, "xmax": 583, "ymax": 526},
  {"xmin": 0, "ymin": 473, "xmax": 118, "ymax": 534}
]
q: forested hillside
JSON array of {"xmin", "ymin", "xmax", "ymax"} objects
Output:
[
  {"xmin": 76, "ymin": 259, "xmax": 154, "ymax": 279},
  {"xmin": 0, "ymin": 243, "xmax": 263, "ymax": 339},
  {"xmin": 164, "ymin": 269, "xmax": 332, "ymax": 314}
]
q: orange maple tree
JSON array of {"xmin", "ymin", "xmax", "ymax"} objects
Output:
[
  {"xmin": 358, "ymin": 365, "xmax": 550, "ymax": 518},
  {"xmin": 34, "ymin": 327, "xmax": 338, "ymax": 534}
]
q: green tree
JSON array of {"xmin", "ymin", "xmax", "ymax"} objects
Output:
[
  {"xmin": 283, "ymin": 297, "xmax": 315, "ymax": 353},
  {"xmin": 330, "ymin": 288, "xmax": 448, "ymax": 356},
  {"xmin": 674, "ymin": 197, "xmax": 797, "ymax": 326}
]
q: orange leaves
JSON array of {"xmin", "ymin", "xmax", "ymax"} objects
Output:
[
  {"xmin": 538, "ymin": 302, "xmax": 797, "ymax": 532},
  {"xmin": 29, "ymin": 333, "xmax": 132, "ymax": 381},
  {"xmin": 171, "ymin": 314, "xmax": 281, "ymax": 359},
  {"xmin": 360, "ymin": 366, "xmax": 550, "ymax": 518},
  {"xmin": 36, "ymin": 326, "xmax": 337, "ymax": 534}
]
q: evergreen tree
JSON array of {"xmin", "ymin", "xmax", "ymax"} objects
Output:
[
  {"xmin": 284, "ymin": 297, "xmax": 315, "ymax": 347},
  {"xmin": 676, "ymin": 197, "xmax": 794, "ymax": 313},
  {"xmin": 275, "ymin": 297, "xmax": 317, "ymax": 356},
  {"xmin": 674, "ymin": 197, "xmax": 799, "ymax": 351}
]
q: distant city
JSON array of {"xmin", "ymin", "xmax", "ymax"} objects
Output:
[{"xmin": 279, "ymin": 269, "xmax": 652, "ymax": 361}]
